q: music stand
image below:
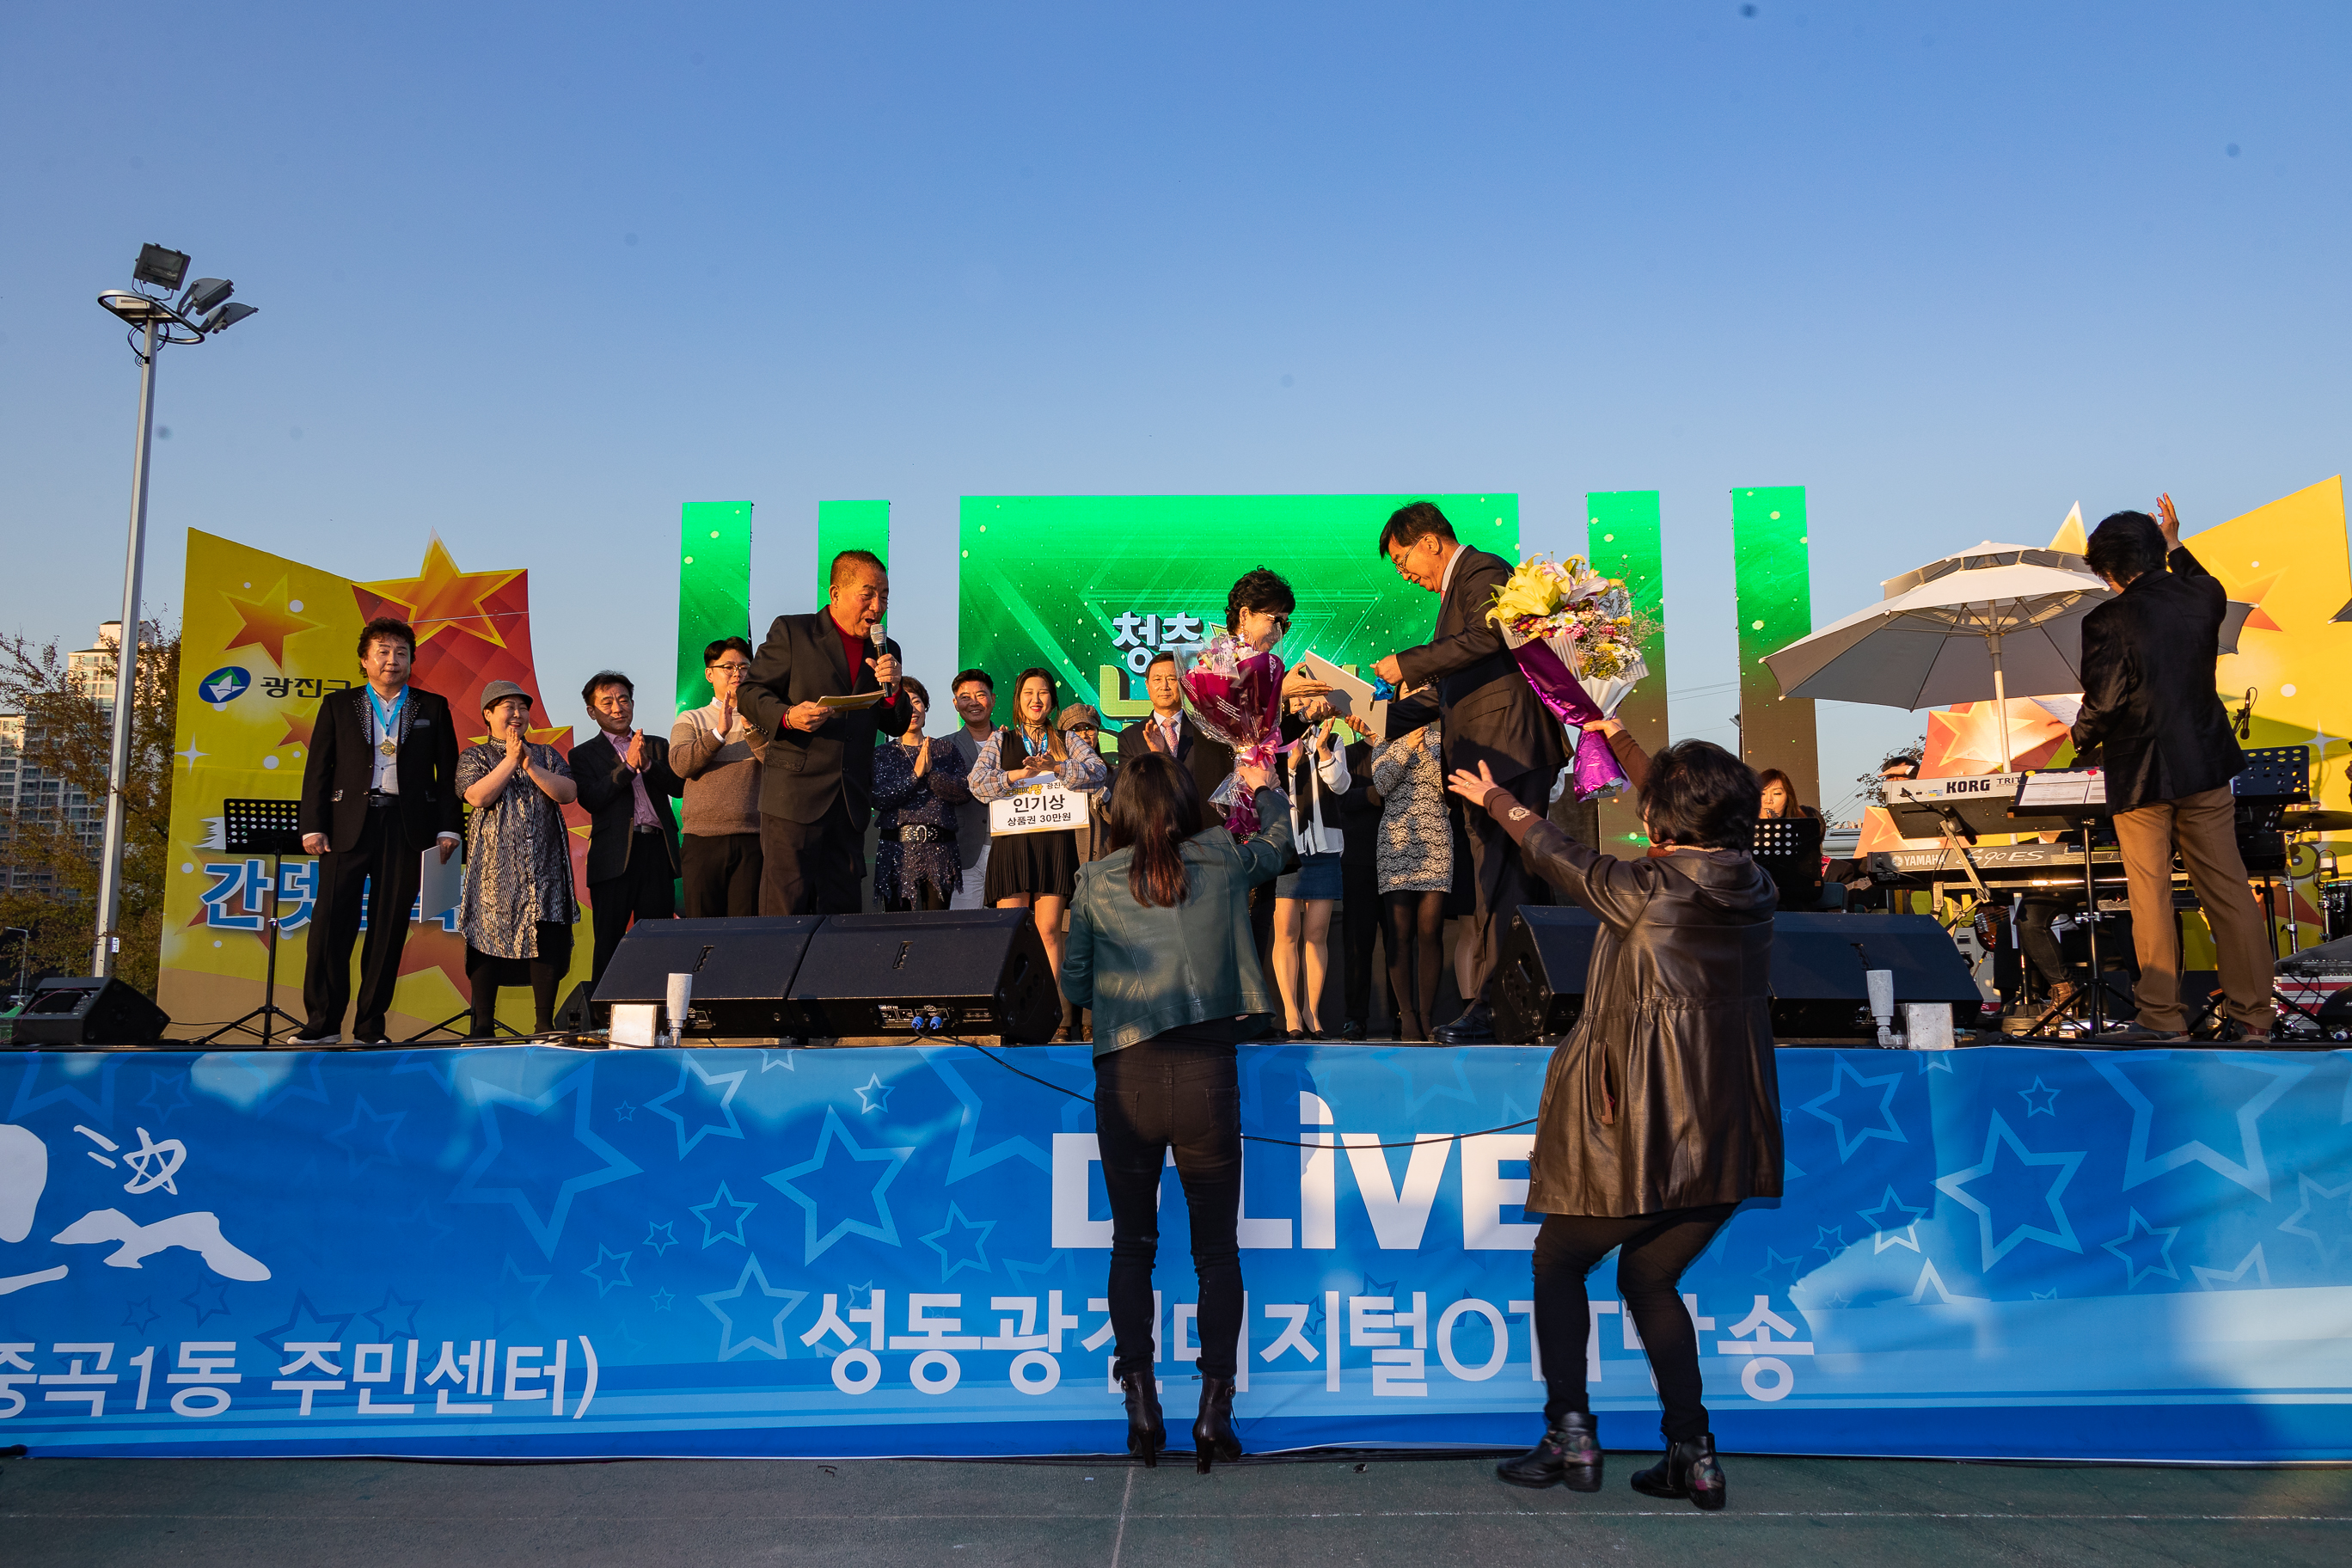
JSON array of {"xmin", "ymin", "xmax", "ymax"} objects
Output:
[
  {"xmin": 1753, "ymin": 816, "xmax": 1826, "ymax": 910},
  {"xmin": 193, "ymin": 799, "xmax": 308, "ymax": 1047},
  {"xmin": 2008, "ymin": 770, "xmax": 2128, "ymax": 1042}
]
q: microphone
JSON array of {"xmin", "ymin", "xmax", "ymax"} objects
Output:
[
  {"xmin": 870, "ymin": 620, "xmax": 895, "ymax": 690},
  {"xmin": 2233, "ymin": 688, "xmax": 2257, "ymax": 740}
]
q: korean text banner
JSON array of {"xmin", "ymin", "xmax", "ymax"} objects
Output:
[{"xmin": 0, "ymin": 1044, "xmax": 2346, "ymax": 1461}]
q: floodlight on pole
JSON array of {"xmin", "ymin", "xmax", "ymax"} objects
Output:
[{"xmin": 89, "ymin": 245, "xmax": 260, "ymax": 979}]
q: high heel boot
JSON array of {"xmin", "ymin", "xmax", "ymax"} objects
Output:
[
  {"xmin": 1192, "ymin": 1376, "xmax": 1243, "ymax": 1473},
  {"xmin": 1629, "ymin": 1432, "xmax": 1725, "ymax": 1510},
  {"xmin": 1494, "ymin": 1412, "xmax": 1602, "ymax": 1491},
  {"xmin": 1120, "ymin": 1370, "xmax": 1165, "ymax": 1467}
]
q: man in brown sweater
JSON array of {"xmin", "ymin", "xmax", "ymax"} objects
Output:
[{"xmin": 671, "ymin": 636, "xmax": 769, "ymax": 916}]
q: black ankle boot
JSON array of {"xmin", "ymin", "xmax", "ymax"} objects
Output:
[
  {"xmin": 1120, "ymin": 1370, "xmax": 1164, "ymax": 1467},
  {"xmin": 1494, "ymin": 1412, "xmax": 1602, "ymax": 1491},
  {"xmin": 1629, "ymin": 1432, "xmax": 1725, "ymax": 1510},
  {"xmin": 1191, "ymin": 1376, "xmax": 1242, "ymax": 1473}
]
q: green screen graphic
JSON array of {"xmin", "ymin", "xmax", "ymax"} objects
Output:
[
  {"xmin": 1587, "ymin": 490, "xmax": 1668, "ymax": 845},
  {"xmin": 1731, "ymin": 485, "xmax": 1820, "ymax": 805},
  {"xmin": 677, "ymin": 501, "xmax": 753, "ymax": 718},
  {"xmin": 958, "ymin": 494, "xmax": 1515, "ymax": 728},
  {"xmin": 818, "ymin": 499, "xmax": 891, "ymax": 603}
]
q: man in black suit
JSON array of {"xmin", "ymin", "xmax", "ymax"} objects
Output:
[
  {"xmin": 738, "ymin": 549, "xmax": 916, "ymax": 914},
  {"xmin": 1114, "ymin": 649, "xmax": 1234, "ymax": 800},
  {"xmin": 1373, "ymin": 500, "xmax": 1565, "ymax": 1043},
  {"xmin": 2074, "ymin": 495, "xmax": 2272, "ymax": 1043},
  {"xmin": 572, "ymin": 670, "xmax": 685, "ymax": 982},
  {"xmin": 294, "ymin": 617, "xmax": 462, "ymax": 1044}
]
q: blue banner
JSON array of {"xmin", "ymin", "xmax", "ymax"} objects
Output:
[{"xmin": 1, "ymin": 1044, "xmax": 2346, "ymax": 1461}]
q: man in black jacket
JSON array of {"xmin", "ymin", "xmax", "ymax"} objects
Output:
[
  {"xmin": 1114, "ymin": 649, "xmax": 1234, "ymax": 800},
  {"xmin": 573, "ymin": 670, "xmax": 685, "ymax": 983},
  {"xmin": 1374, "ymin": 501, "xmax": 1566, "ymax": 1043},
  {"xmin": 738, "ymin": 549, "xmax": 916, "ymax": 914},
  {"xmin": 2073, "ymin": 497, "xmax": 2272, "ymax": 1042},
  {"xmin": 294, "ymin": 617, "xmax": 462, "ymax": 1044}
]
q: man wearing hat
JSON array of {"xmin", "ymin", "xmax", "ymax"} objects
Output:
[{"xmin": 296, "ymin": 616, "xmax": 462, "ymax": 1045}]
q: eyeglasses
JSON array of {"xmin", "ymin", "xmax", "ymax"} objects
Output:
[{"xmin": 708, "ymin": 662, "xmax": 751, "ymax": 674}]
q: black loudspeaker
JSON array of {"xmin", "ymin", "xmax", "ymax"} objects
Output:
[
  {"xmin": 591, "ymin": 917, "xmax": 825, "ymax": 1041},
  {"xmin": 790, "ymin": 910, "xmax": 1060, "ymax": 1044},
  {"xmin": 555, "ymin": 980, "xmax": 597, "ymax": 1033},
  {"xmin": 1491, "ymin": 908, "xmax": 1981, "ymax": 1044},
  {"xmin": 2, "ymin": 977, "xmax": 170, "ymax": 1048}
]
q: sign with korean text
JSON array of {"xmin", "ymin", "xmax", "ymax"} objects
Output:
[{"xmin": 987, "ymin": 787, "xmax": 1090, "ymax": 837}]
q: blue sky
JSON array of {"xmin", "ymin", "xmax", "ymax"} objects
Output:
[{"xmin": 4, "ymin": 2, "xmax": 2345, "ymax": 819}]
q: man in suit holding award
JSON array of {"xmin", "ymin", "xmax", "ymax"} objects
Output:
[
  {"xmin": 294, "ymin": 616, "xmax": 462, "ymax": 1044},
  {"xmin": 1374, "ymin": 500, "xmax": 1565, "ymax": 1043},
  {"xmin": 738, "ymin": 549, "xmax": 916, "ymax": 915}
]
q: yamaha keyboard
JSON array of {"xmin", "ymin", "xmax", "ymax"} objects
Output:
[{"xmin": 1883, "ymin": 841, "xmax": 2127, "ymax": 884}]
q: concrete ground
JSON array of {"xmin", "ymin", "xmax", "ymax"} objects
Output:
[{"xmin": 5, "ymin": 1451, "xmax": 2348, "ymax": 1567}]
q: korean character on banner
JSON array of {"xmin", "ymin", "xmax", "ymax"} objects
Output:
[
  {"xmin": 423, "ymin": 1339, "xmax": 492, "ymax": 1414},
  {"xmin": 328, "ymin": 678, "xmax": 352, "ymax": 691},
  {"xmin": 1159, "ymin": 612, "xmax": 1203, "ymax": 648},
  {"xmin": 1716, "ymin": 1297, "xmax": 1813, "ymax": 1403},
  {"xmin": 272, "ymin": 1341, "xmax": 344, "ymax": 1416},
  {"xmin": 40, "ymin": 1342, "xmax": 119, "ymax": 1418},
  {"xmin": 0, "ymin": 1344, "xmax": 35, "ymax": 1418},
  {"xmin": 199, "ymin": 861, "xmax": 266, "ymax": 933},
  {"xmin": 984, "ymin": 1293, "xmax": 1079, "ymax": 1397},
  {"xmin": 801, "ymin": 1292, "xmax": 883, "ymax": 1395},
  {"xmin": 1349, "ymin": 1295, "xmax": 1429, "ymax": 1397},
  {"xmin": 499, "ymin": 1344, "xmax": 553, "ymax": 1404},
  {"xmin": 276, "ymin": 859, "xmax": 318, "ymax": 932},
  {"xmin": 261, "ymin": 677, "xmax": 291, "ymax": 700},
  {"xmin": 296, "ymin": 677, "xmax": 322, "ymax": 698},
  {"xmin": 1112, "ymin": 612, "xmax": 1159, "ymax": 650},
  {"xmin": 889, "ymin": 1295, "xmax": 979, "ymax": 1397},
  {"xmin": 165, "ymin": 1341, "xmax": 240, "ymax": 1418},
  {"xmin": 351, "ymin": 1343, "xmax": 413, "ymax": 1414}
]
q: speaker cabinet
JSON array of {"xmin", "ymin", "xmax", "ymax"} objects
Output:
[
  {"xmin": 790, "ymin": 910, "xmax": 1060, "ymax": 1044},
  {"xmin": 3, "ymin": 977, "xmax": 170, "ymax": 1048},
  {"xmin": 591, "ymin": 917, "xmax": 824, "ymax": 1041},
  {"xmin": 1491, "ymin": 907, "xmax": 1601, "ymax": 1044}
]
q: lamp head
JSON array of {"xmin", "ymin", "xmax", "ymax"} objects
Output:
[
  {"xmin": 199, "ymin": 302, "xmax": 257, "ymax": 334},
  {"xmin": 181, "ymin": 277, "xmax": 234, "ymax": 315},
  {"xmin": 98, "ymin": 289, "xmax": 177, "ymax": 323},
  {"xmin": 132, "ymin": 243, "xmax": 190, "ymax": 291}
]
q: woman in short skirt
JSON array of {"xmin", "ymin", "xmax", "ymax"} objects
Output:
[{"xmin": 968, "ymin": 667, "xmax": 1109, "ymax": 1001}]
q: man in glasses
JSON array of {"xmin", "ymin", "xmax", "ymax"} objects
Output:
[
  {"xmin": 671, "ymin": 636, "xmax": 769, "ymax": 916},
  {"xmin": 1372, "ymin": 500, "xmax": 1565, "ymax": 1044}
]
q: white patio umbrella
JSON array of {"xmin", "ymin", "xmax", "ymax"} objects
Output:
[{"xmin": 1762, "ymin": 542, "xmax": 2251, "ymax": 770}]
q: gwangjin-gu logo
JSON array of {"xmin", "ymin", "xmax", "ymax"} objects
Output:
[{"xmin": 199, "ymin": 666, "xmax": 252, "ymax": 705}]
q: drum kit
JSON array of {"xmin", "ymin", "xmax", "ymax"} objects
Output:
[{"xmin": 2278, "ymin": 805, "xmax": 2352, "ymax": 945}]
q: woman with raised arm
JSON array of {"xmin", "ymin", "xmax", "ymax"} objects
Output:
[{"xmin": 1447, "ymin": 740, "xmax": 1781, "ymax": 1512}]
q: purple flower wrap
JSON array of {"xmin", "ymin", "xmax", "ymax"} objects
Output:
[{"xmin": 1510, "ymin": 635, "xmax": 1628, "ymax": 799}]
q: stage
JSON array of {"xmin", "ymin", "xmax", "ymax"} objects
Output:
[{"xmin": 1, "ymin": 1042, "xmax": 2347, "ymax": 1463}]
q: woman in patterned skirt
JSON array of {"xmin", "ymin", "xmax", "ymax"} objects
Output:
[
  {"xmin": 970, "ymin": 668, "xmax": 1110, "ymax": 1005},
  {"xmin": 458, "ymin": 680, "xmax": 580, "ymax": 1038},
  {"xmin": 1370, "ymin": 721, "xmax": 1450, "ymax": 1041},
  {"xmin": 872, "ymin": 677, "xmax": 971, "ymax": 911}
]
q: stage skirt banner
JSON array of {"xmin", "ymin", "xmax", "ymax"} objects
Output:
[{"xmin": 1, "ymin": 1044, "xmax": 2345, "ymax": 1461}]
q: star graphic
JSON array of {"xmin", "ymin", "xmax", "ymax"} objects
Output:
[
  {"xmin": 2101, "ymin": 1209, "xmax": 2182, "ymax": 1289},
  {"xmin": 1752, "ymin": 1246, "xmax": 1808, "ymax": 1295},
  {"xmin": 764, "ymin": 1106, "xmax": 914, "ymax": 1264},
  {"xmin": 1859, "ymin": 1186, "xmax": 1929, "ymax": 1253},
  {"xmin": 646, "ymin": 1056, "xmax": 747, "ymax": 1157},
  {"xmin": 389, "ymin": 1197, "xmax": 456, "ymax": 1250},
  {"xmin": 2030, "ymin": 1287, "xmax": 2061, "ymax": 1301},
  {"xmin": 1934, "ymin": 1112, "xmax": 2087, "ymax": 1271},
  {"xmin": 175, "ymin": 738, "xmax": 207, "ymax": 770},
  {"xmin": 920, "ymin": 1203, "xmax": 998, "ymax": 1281},
  {"xmin": 353, "ymin": 536, "xmax": 526, "ymax": 652},
  {"xmin": 275, "ymin": 707, "xmax": 317, "ymax": 750},
  {"xmin": 580, "ymin": 1243, "xmax": 635, "ymax": 1298},
  {"xmin": 497, "ymin": 1254, "xmax": 554, "ymax": 1334},
  {"xmin": 758, "ymin": 1050, "xmax": 798, "ymax": 1074},
  {"xmin": 922, "ymin": 1050, "xmax": 1051, "ymax": 1184},
  {"xmin": 2275, "ymin": 1173, "xmax": 2352, "ymax": 1265},
  {"xmin": 643, "ymin": 1220, "xmax": 679, "ymax": 1255},
  {"xmin": 448, "ymin": 1062, "xmax": 643, "ymax": 1258},
  {"xmin": 690, "ymin": 1181, "xmax": 760, "ymax": 1248},
  {"xmin": 138, "ymin": 1069, "xmax": 194, "ymax": 1130},
  {"xmin": 1914, "ymin": 1049, "xmax": 1957, "ymax": 1076},
  {"xmin": 388, "ymin": 1050, "xmax": 463, "ymax": 1096},
  {"xmin": 252, "ymin": 1289, "xmax": 353, "ymax": 1360},
  {"xmin": 698, "ymin": 1254, "xmax": 807, "ymax": 1360},
  {"xmin": 1908, "ymin": 1259, "xmax": 1984, "ymax": 1305},
  {"xmin": 2191, "ymin": 1244, "xmax": 2273, "ymax": 1290},
  {"xmin": 359, "ymin": 1289, "xmax": 425, "ymax": 1340},
  {"xmin": 614, "ymin": 1100, "xmax": 637, "ymax": 1122},
  {"xmin": 1359, "ymin": 1271, "xmax": 1399, "ymax": 1300},
  {"xmin": 122, "ymin": 1296, "xmax": 162, "ymax": 1334},
  {"xmin": 852, "ymin": 1073, "xmax": 896, "ymax": 1115},
  {"xmin": 326, "ymin": 1094, "xmax": 406, "ymax": 1175},
  {"xmin": 2093, "ymin": 1055, "xmax": 2309, "ymax": 1202},
  {"xmin": 9, "ymin": 1051, "xmax": 124, "ymax": 1124},
  {"xmin": 181, "ymin": 1278, "xmax": 235, "ymax": 1326},
  {"xmin": 220, "ymin": 579, "xmax": 321, "ymax": 667},
  {"xmin": 1372, "ymin": 1045, "xmax": 1481, "ymax": 1117},
  {"xmin": 1810, "ymin": 1225, "xmax": 1848, "ymax": 1262},
  {"xmin": 650, "ymin": 1288, "xmax": 677, "ymax": 1311},
  {"xmin": 2018, "ymin": 1077, "xmax": 2061, "ymax": 1118},
  {"xmin": 1801, "ymin": 1056, "xmax": 1908, "ymax": 1162}
]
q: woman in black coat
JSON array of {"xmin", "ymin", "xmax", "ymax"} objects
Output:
[{"xmin": 1448, "ymin": 740, "xmax": 1780, "ymax": 1511}]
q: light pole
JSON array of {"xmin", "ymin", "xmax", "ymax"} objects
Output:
[{"xmin": 90, "ymin": 244, "xmax": 259, "ymax": 977}]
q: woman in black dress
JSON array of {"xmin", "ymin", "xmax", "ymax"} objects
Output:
[
  {"xmin": 969, "ymin": 668, "xmax": 1109, "ymax": 1002},
  {"xmin": 871, "ymin": 677, "xmax": 971, "ymax": 911}
]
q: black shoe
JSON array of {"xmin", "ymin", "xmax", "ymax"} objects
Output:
[
  {"xmin": 1120, "ymin": 1370, "xmax": 1165, "ymax": 1467},
  {"xmin": 2217, "ymin": 1020, "xmax": 2276, "ymax": 1044},
  {"xmin": 1433, "ymin": 1005, "xmax": 1497, "ymax": 1045},
  {"xmin": 1307, "ymin": 1027, "xmax": 1332, "ymax": 1041},
  {"xmin": 1629, "ymin": 1433, "xmax": 1726, "ymax": 1510},
  {"xmin": 1192, "ymin": 1375, "xmax": 1243, "ymax": 1473},
  {"xmin": 1282, "ymin": 1028, "xmax": 1307, "ymax": 1043},
  {"xmin": 1338, "ymin": 1020, "xmax": 1366, "ymax": 1041},
  {"xmin": 2098, "ymin": 1022, "xmax": 2188, "ymax": 1044},
  {"xmin": 1495, "ymin": 1413, "xmax": 1602, "ymax": 1491}
]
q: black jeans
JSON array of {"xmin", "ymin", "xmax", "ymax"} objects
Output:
[
  {"xmin": 1095, "ymin": 1038, "xmax": 1243, "ymax": 1380},
  {"xmin": 302, "ymin": 804, "xmax": 422, "ymax": 1041},
  {"xmin": 681, "ymin": 832, "xmax": 763, "ymax": 917},
  {"xmin": 1533, "ymin": 1204, "xmax": 1738, "ymax": 1442},
  {"xmin": 759, "ymin": 799, "xmax": 863, "ymax": 916},
  {"xmin": 589, "ymin": 842, "xmax": 676, "ymax": 983},
  {"xmin": 466, "ymin": 922, "xmax": 574, "ymax": 1038}
]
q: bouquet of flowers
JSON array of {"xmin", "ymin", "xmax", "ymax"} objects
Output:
[
  {"xmin": 1179, "ymin": 632, "xmax": 1284, "ymax": 835},
  {"xmin": 1485, "ymin": 555, "xmax": 1658, "ymax": 799}
]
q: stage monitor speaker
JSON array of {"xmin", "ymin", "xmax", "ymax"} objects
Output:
[
  {"xmin": 790, "ymin": 910, "xmax": 1060, "ymax": 1044},
  {"xmin": 3, "ymin": 977, "xmax": 170, "ymax": 1048},
  {"xmin": 1491, "ymin": 908, "xmax": 1981, "ymax": 1044},
  {"xmin": 556, "ymin": 980, "xmax": 597, "ymax": 1033},
  {"xmin": 591, "ymin": 917, "xmax": 824, "ymax": 1041}
]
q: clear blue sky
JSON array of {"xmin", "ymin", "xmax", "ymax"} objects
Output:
[{"xmin": 5, "ymin": 2, "xmax": 2346, "ymax": 820}]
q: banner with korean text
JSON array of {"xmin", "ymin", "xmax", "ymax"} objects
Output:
[{"xmin": 1, "ymin": 1044, "xmax": 2346, "ymax": 1461}]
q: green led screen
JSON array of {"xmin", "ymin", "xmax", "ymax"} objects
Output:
[
  {"xmin": 957, "ymin": 494, "xmax": 1516, "ymax": 729},
  {"xmin": 818, "ymin": 499, "xmax": 891, "ymax": 602},
  {"xmin": 1731, "ymin": 485, "xmax": 1820, "ymax": 805},
  {"xmin": 677, "ymin": 501, "xmax": 753, "ymax": 719},
  {"xmin": 1586, "ymin": 490, "xmax": 1668, "ymax": 846}
]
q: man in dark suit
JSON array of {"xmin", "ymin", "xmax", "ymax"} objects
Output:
[
  {"xmin": 1114, "ymin": 649, "xmax": 1234, "ymax": 800},
  {"xmin": 573, "ymin": 670, "xmax": 685, "ymax": 982},
  {"xmin": 2073, "ymin": 495, "xmax": 2272, "ymax": 1043},
  {"xmin": 294, "ymin": 616, "xmax": 462, "ymax": 1044},
  {"xmin": 738, "ymin": 549, "xmax": 916, "ymax": 914},
  {"xmin": 1374, "ymin": 500, "xmax": 1565, "ymax": 1043}
]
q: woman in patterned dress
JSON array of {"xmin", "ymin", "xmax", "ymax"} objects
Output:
[
  {"xmin": 1370, "ymin": 721, "xmax": 1450, "ymax": 1041},
  {"xmin": 969, "ymin": 668, "xmax": 1110, "ymax": 1004},
  {"xmin": 871, "ymin": 677, "xmax": 971, "ymax": 911},
  {"xmin": 458, "ymin": 682, "xmax": 580, "ymax": 1038}
]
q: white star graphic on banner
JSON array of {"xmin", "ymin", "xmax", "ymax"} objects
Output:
[
  {"xmin": 1934, "ymin": 1112, "xmax": 2086, "ymax": 1271},
  {"xmin": 2190, "ymin": 1244, "xmax": 2272, "ymax": 1291},
  {"xmin": 2092, "ymin": 1055, "xmax": 2309, "ymax": 1201},
  {"xmin": 698, "ymin": 1254, "xmax": 806, "ymax": 1360}
]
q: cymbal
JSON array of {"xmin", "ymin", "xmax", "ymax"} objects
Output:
[{"xmin": 2281, "ymin": 805, "xmax": 2352, "ymax": 832}]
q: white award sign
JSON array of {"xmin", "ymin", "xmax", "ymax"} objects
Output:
[{"xmin": 989, "ymin": 787, "xmax": 1090, "ymax": 836}]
